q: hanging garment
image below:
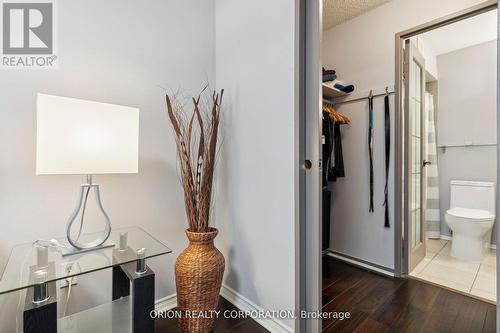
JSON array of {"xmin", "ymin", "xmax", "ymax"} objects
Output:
[
  {"xmin": 322, "ymin": 104, "xmax": 348, "ymax": 183},
  {"xmin": 329, "ymin": 123, "xmax": 345, "ymax": 180},
  {"xmin": 383, "ymin": 93, "xmax": 390, "ymax": 228},
  {"xmin": 322, "ymin": 110, "xmax": 334, "ymax": 186},
  {"xmin": 425, "ymin": 93, "xmax": 440, "ymax": 238},
  {"xmin": 368, "ymin": 95, "xmax": 374, "ymax": 213}
]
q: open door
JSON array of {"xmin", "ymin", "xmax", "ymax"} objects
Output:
[{"xmin": 404, "ymin": 40, "xmax": 427, "ymax": 273}]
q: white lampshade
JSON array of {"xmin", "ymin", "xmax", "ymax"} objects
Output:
[{"xmin": 36, "ymin": 93, "xmax": 139, "ymax": 175}]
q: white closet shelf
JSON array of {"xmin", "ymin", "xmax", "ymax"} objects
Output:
[{"xmin": 322, "ymin": 84, "xmax": 349, "ymax": 99}]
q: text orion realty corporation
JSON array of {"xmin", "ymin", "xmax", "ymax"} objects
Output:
[{"xmin": 1, "ymin": 0, "xmax": 57, "ymax": 68}]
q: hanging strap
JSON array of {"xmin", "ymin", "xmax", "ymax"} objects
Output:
[
  {"xmin": 383, "ymin": 93, "xmax": 390, "ymax": 227},
  {"xmin": 368, "ymin": 95, "xmax": 374, "ymax": 213}
]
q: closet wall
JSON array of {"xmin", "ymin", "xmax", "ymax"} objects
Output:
[{"xmin": 322, "ymin": 0, "xmax": 487, "ymax": 270}]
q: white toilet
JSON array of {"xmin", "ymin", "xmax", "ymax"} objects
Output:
[{"xmin": 445, "ymin": 180, "xmax": 495, "ymax": 261}]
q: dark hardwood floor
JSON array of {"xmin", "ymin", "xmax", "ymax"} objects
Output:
[
  {"xmin": 155, "ymin": 297, "xmax": 269, "ymax": 333},
  {"xmin": 156, "ymin": 257, "xmax": 495, "ymax": 332},
  {"xmin": 322, "ymin": 256, "xmax": 496, "ymax": 333}
]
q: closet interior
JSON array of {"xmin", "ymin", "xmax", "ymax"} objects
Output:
[
  {"xmin": 319, "ymin": 3, "xmax": 497, "ymax": 332},
  {"xmin": 321, "ymin": 0, "xmax": 498, "ymax": 332},
  {"xmin": 321, "ymin": 79, "xmax": 394, "ymax": 252}
]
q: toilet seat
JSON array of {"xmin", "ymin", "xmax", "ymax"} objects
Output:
[{"xmin": 446, "ymin": 207, "xmax": 495, "ymax": 221}]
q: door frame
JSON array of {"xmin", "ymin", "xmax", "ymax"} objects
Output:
[
  {"xmin": 297, "ymin": 0, "xmax": 322, "ymax": 332},
  {"xmin": 394, "ymin": 0, "xmax": 498, "ymax": 276}
]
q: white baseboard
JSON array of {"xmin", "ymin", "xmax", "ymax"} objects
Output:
[
  {"xmin": 325, "ymin": 251, "xmax": 394, "ymax": 277},
  {"xmin": 438, "ymin": 235, "xmax": 496, "ymax": 249},
  {"xmin": 155, "ymin": 293, "xmax": 177, "ymax": 312},
  {"xmin": 155, "ymin": 286, "xmax": 294, "ymax": 333},
  {"xmin": 220, "ymin": 285, "xmax": 293, "ymax": 333},
  {"xmin": 426, "ymin": 231, "xmax": 441, "ymax": 239}
]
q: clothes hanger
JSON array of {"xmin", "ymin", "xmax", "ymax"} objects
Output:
[
  {"xmin": 332, "ymin": 106, "xmax": 350, "ymax": 125},
  {"xmin": 342, "ymin": 114, "xmax": 350, "ymax": 125},
  {"xmin": 330, "ymin": 110, "xmax": 341, "ymax": 123},
  {"xmin": 332, "ymin": 105, "xmax": 350, "ymax": 125},
  {"xmin": 322, "ymin": 103, "xmax": 350, "ymax": 125},
  {"xmin": 340, "ymin": 116, "xmax": 348, "ymax": 125},
  {"xmin": 330, "ymin": 107, "xmax": 342, "ymax": 124}
]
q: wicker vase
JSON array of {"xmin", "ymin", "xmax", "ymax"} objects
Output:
[{"xmin": 175, "ymin": 227, "xmax": 225, "ymax": 333}]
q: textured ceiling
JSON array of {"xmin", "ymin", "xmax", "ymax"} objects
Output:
[{"xmin": 323, "ymin": 0, "xmax": 391, "ymax": 30}]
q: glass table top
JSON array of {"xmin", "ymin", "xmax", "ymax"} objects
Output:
[{"xmin": 0, "ymin": 226, "xmax": 172, "ymax": 295}]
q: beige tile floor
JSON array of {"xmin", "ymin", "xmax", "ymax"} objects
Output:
[{"xmin": 410, "ymin": 239, "xmax": 496, "ymax": 302}]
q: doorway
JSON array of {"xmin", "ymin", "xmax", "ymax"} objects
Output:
[
  {"xmin": 396, "ymin": 4, "xmax": 498, "ymax": 303},
  {"xmin": 301, "ymin": 1, "xmax": 500, "ymax": 332}
]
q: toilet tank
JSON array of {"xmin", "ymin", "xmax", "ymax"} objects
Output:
[{"xmin": 450, "ymin": 180, "xmax": 496, "ymax": 214}]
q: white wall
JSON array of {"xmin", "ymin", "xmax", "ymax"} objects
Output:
[
  {"xmin": 436, "ymin": 41, "xmax": 497, "ymax": 242},
  {"xmin": 323, "ymin": 0, "xmax": 487, "ymax": 269},
  {"xmin": 214, "ymin": 0, "xmax": 297, "ymax": 331},
  {"xmin": 0, "ymin": 0, "xmax": 215, "ymax": 331},
  {"xmin": 437, "ymin": 41, "xmax": 497, "ymax": 147}
]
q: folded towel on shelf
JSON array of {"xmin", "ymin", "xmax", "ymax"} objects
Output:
[
  {"xmin": 322, "ymin": 74, "xmax": 337, "ymax": 82},
  {"xmin": 335, "ymin": 83, "xmax": 354, "ymax": 93},
  {"xmin": 322, "ymin": 67, "xmax": 336, "ymax": 76},
  {"xmin": 323, "ymin": 79, "xmax": 355, "ymax": 93}
]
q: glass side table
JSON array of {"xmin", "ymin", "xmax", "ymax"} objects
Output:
[{"xmin": 0, "ymin": 226, "xmax": 172, "ymax": 333}]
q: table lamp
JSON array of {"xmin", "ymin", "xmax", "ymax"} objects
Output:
[{"xmin": 36, "ymin": 93, "xmax": 139, "ymax": 255}]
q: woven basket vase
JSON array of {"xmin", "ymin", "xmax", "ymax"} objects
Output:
[{"xmin": 175, "ymin": 227, "xmax": 225, "ymax": 333}]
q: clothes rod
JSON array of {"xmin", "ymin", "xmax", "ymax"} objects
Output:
[
  {"xmin": 438, "ymin": 143, "xmax": 496, "ymax": 152},
  {"xmin": 330, "ymin": 91, "xmax": 395, "ymax": 105}
]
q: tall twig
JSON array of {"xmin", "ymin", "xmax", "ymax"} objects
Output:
[{"xmin": 166, "ymin": 89, "xmax": 223, "ymax": 232}]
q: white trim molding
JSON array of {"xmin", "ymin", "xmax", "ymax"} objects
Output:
[
  {"xmin": 155, "ymin": 293, "xmax": 178, "ymax": 312},
  {"xmin": 325, "ymin": 252, "xmax": 395, "ymax": 277},
  {"xmin": 154, "ymin": 286, "xmax": 294, "ymax": 333},
  {"xmin": 426, "ymin": 231, "xmax": 441, "ymax": 239},
  {"xmin": 220, "ymin": 285, "xmax": 293, "ymax": 333}
]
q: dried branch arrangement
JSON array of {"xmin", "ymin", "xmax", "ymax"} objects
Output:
[{"xmin": 166, "ymin": 88, "xmax": 224, "ymax": 233}]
